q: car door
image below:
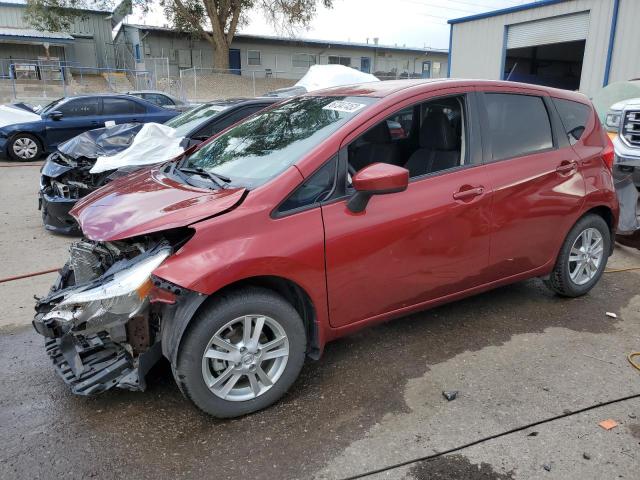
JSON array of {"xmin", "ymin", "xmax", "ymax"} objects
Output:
[
  {"xmin": 321, "ymin": 89, "xmax": 494, "ymax": 328},
  {"xmin": 44, "ymin": 97, "xmax": 101, "ymax": 147},
  {"xmin": 476, "ymin": 88, "xmax": 586, "ymax": 279}
]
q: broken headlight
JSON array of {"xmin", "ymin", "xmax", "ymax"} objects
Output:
[{"xmin": 60, "ymin": 248, "xmax": 171, "ymax": 316}]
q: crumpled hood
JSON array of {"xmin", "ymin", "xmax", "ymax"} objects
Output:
[
  {"xmin": 58, "ymin": 123, "xmax": 143, "ymax": 160},
  {"xmin": 0, "ymin": 104, "xmax": 41, "ymax": 128},
  {"xmin": 70, "ymin": 167, "xmax": 246, "ymax": 241}
]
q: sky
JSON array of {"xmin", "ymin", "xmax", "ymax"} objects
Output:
[{"xmin": 127, "ymin": 0, "xmax": 540, "ymax": 50}]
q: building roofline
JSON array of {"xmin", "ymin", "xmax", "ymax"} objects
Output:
[
  {"xmin": 120, "ymin": 23, "xmax": 448, "ymax": 55},
  {"xmin": 448, "ymin": 0, "xmax": 570, "ymax": 25},
  {"xmin": 0, "ymin": 0, "xmax": 117, "ymax": 15}
]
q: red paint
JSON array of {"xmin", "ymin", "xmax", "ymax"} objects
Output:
[
  {"xmin": 71, "ymin": 167, "xmax": 245, "ymax": 241},
  {"xmin": 74, "ymin": 79, "xmax": 618, "ymax": 356},
  {"xmin": 352, "ymin": 163, "xmax": 409, "ymax": 192}
]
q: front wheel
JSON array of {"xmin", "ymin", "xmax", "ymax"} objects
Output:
[
  {"xmin": 543, "ymin": 214, "xmax": 610, "ymax": 297},
  {"xmin": 8, "ymin": 133, "xmax": 42, "ymax": 161},
  {"xmin": 174, "ymin": 287, "xmax": 306, "ymax": 418}
]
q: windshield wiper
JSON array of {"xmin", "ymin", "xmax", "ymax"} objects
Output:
[{"xmin": 179, "ymin": 167, "xmax": 230, "ymax": 189}]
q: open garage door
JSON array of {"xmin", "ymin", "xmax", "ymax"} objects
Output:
[{"xmin": 504, "ymin": 11, "xmax": 590, "ymax": 90}]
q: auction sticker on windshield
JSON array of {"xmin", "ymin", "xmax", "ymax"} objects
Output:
[{"xmin": 322, "ymin": 100, "xmax": 367, "ymax": 113}]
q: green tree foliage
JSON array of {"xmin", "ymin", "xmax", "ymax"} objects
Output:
[{"xmin": 25, "ymin": 0, "xmax": 332, "ymax": 69}]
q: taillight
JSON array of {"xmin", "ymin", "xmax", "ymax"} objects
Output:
[{"xmin": 603, "ymin": 134, "xmax": 615, "ymax": 170}]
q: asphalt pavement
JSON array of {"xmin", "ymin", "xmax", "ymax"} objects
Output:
[{"xmin": 1, "ymin": 162, "xmax": 639, "ymax": 480}]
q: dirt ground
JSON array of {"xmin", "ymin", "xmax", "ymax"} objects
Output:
[{"xmin": 1, "ymin": 161, "xmax": 639, "ymax": 480}]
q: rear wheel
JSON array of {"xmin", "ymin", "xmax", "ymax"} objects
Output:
[
  {"xmin": 174, "ymin": 287, "xmax": 306, "ymax": 418},
  {"xmin": 543, "ymin": 214, "xmax": 610, "ymax": 297},
  {"xmin": 8, "ymin": 133, "xmax": 41, "ymax": 161}
]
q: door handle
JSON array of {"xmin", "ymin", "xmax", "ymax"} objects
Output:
[
  {"xmin": 453, "ymin": 186, "xmax": 484, "ymax": 201},
  {"xmin": 556, "ymin": 161, "xmax": 577, "ymax": 174}
]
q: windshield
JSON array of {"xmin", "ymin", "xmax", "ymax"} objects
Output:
[
  {"xmin": 181, "ymin": 95, "xmax": 376, "ymax": 189},
  {"xmin": 165, "ymin": 103, "xmax": 230, "ymax": 137}
]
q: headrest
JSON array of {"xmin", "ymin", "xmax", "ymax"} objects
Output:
[
  {"xmin": 362, "ymin": 121, "xmax": 392, "ymax": 143},
  {"xmin": 419, "ymin": 110, "xmax": 458, "ymax": 151}
]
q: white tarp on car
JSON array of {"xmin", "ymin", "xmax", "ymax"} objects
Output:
[
  {"xmin": 294, "ymin": 65, "xmax": 379, "ymax": 92},
  {"xmin": 0, "ymin": 104, "xmax": 40, "ymax": 128},
  {"xmin": 90, "ymin": 122, "xmax": 186, "ymax": 174}
]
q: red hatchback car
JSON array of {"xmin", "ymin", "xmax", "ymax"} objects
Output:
[{"xmin": 34, "ymin": 79, "xmax": 618, "ymax": 417}]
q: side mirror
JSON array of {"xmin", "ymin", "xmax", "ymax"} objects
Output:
[
  {"xmin": 49, "ymin": 111, "xmax": 63, "ymax": 121},
  {"xmin": 347, "ymin": 163, "xmax": 409, "ymax": 213}
]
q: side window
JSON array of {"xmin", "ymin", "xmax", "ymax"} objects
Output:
[
  {"xmin": 103, "ymin": 98, "xmax": 145, "ymax": 115},
  {"xmin": 58, "ymin": 98, "xmax": 99, "ymax": 117},
  {"xmin": 145, "ymin": 93, "xmax": 174, "ymax": 107},
  {"xmin": 194, "ymin": 106, "xmax": 265, "ymax": 140},
  {"xmin": 484, "ymin": 93, "xmax": 553, "ymax": 161},
  {"xmin": 386, "ymin": 107, "xmax": 413, "ymax": 140},
  {"xmin": 278, "ymin": 157, "xmax": 337, "ymax": 213},
  {"xmin": 347, "ymin": 95, "xmax": 466, "ymax": 179},
  {"xmin": 552, "ymin": 98, "xmax": 591, "ymax": 144}
]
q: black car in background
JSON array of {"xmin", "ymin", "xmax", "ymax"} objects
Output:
[{"xmin": 39, "ymin": 97, "xmax": 280, "ymax": 234}]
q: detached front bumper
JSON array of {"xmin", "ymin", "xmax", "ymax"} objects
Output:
[{"xmin": 43, "ymin": 332, "xmax": 161, "ymax": 395}]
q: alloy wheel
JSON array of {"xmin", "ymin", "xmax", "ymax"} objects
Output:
[
  {"xmin": 12, "ymin": 137, "xmax": 38, "ymax": 159},
  {"xmin": 201, "ymin": 315, "xmax": 289, "ymax": 401},
  {"xmin": 568, "ymin": 227, "xmax": 604, "ymax": 285}
]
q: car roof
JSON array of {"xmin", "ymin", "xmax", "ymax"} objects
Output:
[{"xmin": 306, "ymin": 78, "xmax": 591, "ymax": 105}]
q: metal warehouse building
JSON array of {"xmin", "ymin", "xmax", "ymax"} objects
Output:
[
  {"xmin": 448, "ymin": 0, "xmax": 639, "ymax": 98},
  {"xmin": 114, "ymin": 24, "xmax": 449, "ymax": 81},
  {"xmin": 0, "ymin": 0, "xmax": 127, "ymax": 74}
]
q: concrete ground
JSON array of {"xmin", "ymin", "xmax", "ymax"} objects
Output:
[{"xmin": 1, "ymin": 162, "xmax": 639, "ymax": 480}]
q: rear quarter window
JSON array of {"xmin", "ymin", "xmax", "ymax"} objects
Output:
[
  {"xmin": 484, "ymin": 93, "xmax": 553, "ymax": 162},
  {"xmin": 552, "ymin": 98, "xmax": 591, "ymax": 144}
]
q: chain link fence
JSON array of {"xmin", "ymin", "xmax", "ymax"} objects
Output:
[
  {"xmin": 178, "ymin": 68, "xmax": 296, "ymax": 102},
  {"xmin": 0, "ymin": 58, "xmax": 435, "ymax": 105}
]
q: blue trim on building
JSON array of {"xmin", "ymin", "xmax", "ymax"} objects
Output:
[
  {"xmin": 603, "ymin": 0, "xmax": 620, "ymax": 87},
  {"xmin": 447, "ymin": 25, "xmax": 453, "ymax": 77},
  {"xmin": 499, "ymin": 26, "xmax": 508, "ymax": 80},
  {"xmin": 448, "ymin": 0, "xmax": 569, "ymax": 25}
]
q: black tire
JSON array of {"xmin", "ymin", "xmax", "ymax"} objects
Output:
[
  {"xmin": 174, "ymin": 287, "xmax": 306, "ymax": 418},
  {"xmin": 543, "ymin": 214, "xmax": 610, "ymax": 297},
  {"xmin": 7, "ymin": 133, "xmax": 42, "ymax": 161}
]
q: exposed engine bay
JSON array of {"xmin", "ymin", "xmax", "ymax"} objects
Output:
[
  {"xmin": 42, "ymin": 152, "xmax": 114, "ymax": 200},
  {"xmin": 33, "ymin": 234, "xmax": 192, "ymax": 395}
]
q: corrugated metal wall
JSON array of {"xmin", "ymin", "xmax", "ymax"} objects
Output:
[
  {"xmin": 609, "ymin": 0, "xmax": 640, "ymax": 84},
  {"xmin": 449, "ymin": 0, "xmax": 616, "ymax": 97},
  {"xmin": 0, "ymin": 5, "xmax": 114, "ymax": 68}
]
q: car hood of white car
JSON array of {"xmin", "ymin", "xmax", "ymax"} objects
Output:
[{"xmin": 0, "ymin": 104, "xmax": 40, "ymax": 128}]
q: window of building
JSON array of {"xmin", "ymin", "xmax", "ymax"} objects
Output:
[
  {"xmin": 328, "ymin": 56, "xmax": 351, "ymax": 67},
  {"xmin": 484, "ymin": 93, "xmax": 553, "ymax": 161},
  {"xmin": 552, "ymin": 97, "xmax": 591, "ymax": 144},
  {"xmin": 292, "ymin": 53, "xmax": 317, "ymax": 68},
  {"xmin": 432, "ymin": 61, "xmax": 441, "ymax": 77},
  {"xmin": 248, "ymin": 50, "xmax": 261, "ymax": 66}
]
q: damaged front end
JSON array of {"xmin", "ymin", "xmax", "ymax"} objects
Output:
[
  {"xmin": 38, "ymin": 124, "xmax": 143, "ymax": 234},
  {"xmin": 39, "ymin": 152, "xmax": 114, "ymax": 234},
  {"xmin": 34, "ymin": 236, "xmax": 180, "ymax": 395}
]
